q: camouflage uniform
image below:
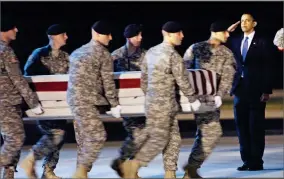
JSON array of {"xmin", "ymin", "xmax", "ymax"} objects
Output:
[
  {"xmin": 67, "ymin": 39, "xmax": 119, "ymax": 171},
  {"xmin": 111, "ymin": 45, "xmax": 146, "ymax": 162},
  {"xmin": 273, "ymin": 28, "xmax": 284, "ymax": 48},
  {"xmin": 183, "ymin": 41, "xmax": 236, "ymax": 168},
  {"xmin": 0, "ymin": 40, "xmax": 40, "ymax": 169},
  {"xmin": 134, "ymin": 42, "xmax": 196, "ymax": 170},
  {"xmin": 24, "ymin": 44, "xmax": 69, "ymax": 170}
]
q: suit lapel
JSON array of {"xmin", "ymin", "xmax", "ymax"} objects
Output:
[{"xmin": 245, "ymin": 32, "xmax": 258, "ymax": 62}]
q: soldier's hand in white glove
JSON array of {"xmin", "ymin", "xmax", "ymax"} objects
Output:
[
  {"xmin": 182, "ymin": 103, "xmax": 192, "ymax": 112},
  {"xmin": 214, "ymin": 96, "xmax": 222, "ymax": 108},
  {"xmin": 111, "ymin": 105, "xmax": 122, "ymax": 118},
  {"xmin": 31, "ymin": 104, "xmax": 44, "ymax": 115},
  {"xmin": 190, "ymin": 99, "xmax": 201, "ymax": 111}
]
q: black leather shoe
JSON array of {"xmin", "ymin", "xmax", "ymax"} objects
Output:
[
  {"xmin": 249, "ymin": 165, "xmax": 264, "ymax": 171},
  {"xmin": 237, "ymin": 164, "xmax": 249, "ymax": 171}
]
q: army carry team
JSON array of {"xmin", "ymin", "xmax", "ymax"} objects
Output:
[{"xmin": 0, "ymin": 12, "xmax": 277, "ymax": 179}]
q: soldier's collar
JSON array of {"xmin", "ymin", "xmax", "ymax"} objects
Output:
[{"xmin": 123, "ymin": 44, "xmax": 142, "ymax": 57}]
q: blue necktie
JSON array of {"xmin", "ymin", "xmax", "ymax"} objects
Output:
[{"xmin": 242, "ymin": 37, "xmax": 249, "ymax": 61}]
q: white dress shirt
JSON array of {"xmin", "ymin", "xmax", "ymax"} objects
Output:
[{"xmin": 240, "ymin": 31, "xmax": 255, "ymax": 55}]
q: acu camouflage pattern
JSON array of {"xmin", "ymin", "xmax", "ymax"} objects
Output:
[
  {"xmin": 25, "ymin": 45, "xmax": 69, "ymax": 75},
  {"xmin": 70, "ymin": 105, "xmax": 107, "ymax": 170},
  {"xmin": 135, "ymin": 42, "xmax": 196, "ymax": 171},
  {"xmin": 111, "ymin": 45, "xmax": 146, "ymax": 71},
  {"xmin": 25, "ymin": 45, "xmax": 69, "ymax": 169},
  {"xmin": 32, "ymin": 125, "xmax": 65, "ymax": 169},
  {"xmin": 111, "ymin": 45, "xmax": 146, "ymax": 162},
  {"xmin": 0, "ymin": 105, "xmax": 24, "ymax": 168},
  {"xmin": 67, "ymin": 40, "xmax": 119, "ymax": 107},
  {"xmin": 67, "ymin": 40, "xmax": 118, "ymax": 170},
  {"xmin": 0, "ymin": 40, "xmax": 39, "ymax": 169},
  {"xmin": 0, "ymin": 40, "xmax": 39, "ymax": 109},
  {"xmin": 183, "ymin": 41, "xmax": 236, "ymax": 168},
  {"xmin": 273, "ymin": 28, "xmax": 284, "ymax": 48}
]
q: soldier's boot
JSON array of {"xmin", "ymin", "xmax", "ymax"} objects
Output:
[
  {"xmin": 111, "ymin": 158, "xmax": 141, "ymax": 178},
  {"xmin": 2, "ymin": 166, "xmax": 15, "ymax": 179},
  {"xmin": 110, "ymin": 158, "xmax": 124, "ymax": 177},
  {"xmin": 136, "ymin": 172, "xmax": 142, "ymax": 179},
  {"xmin": 20, "ymin": 151, "xmax": 38, "ymax": 179},
  {"xmin": 164, "ymin": 170, "xmax": 176, "ymax": 179},
  {"xmin": 72, "ymin": 165, "xmax": 88, "ymax": 179},
  {"xmin": 41, "ymin": 165, "xmax": 62, "ymax": 179},
  {"xmin": 121, "ymin": 160, "xmax": 140, "ymax": 178},
  {"xmin": 182, "ymin": 171, "xmax": 191, "ymax": 179},
  {"xmin": 183, "ymin": 165, "xmax": 202, "ymax": 179}
]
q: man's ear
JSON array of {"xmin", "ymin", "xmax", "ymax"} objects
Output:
[{"xmin": 253, "ymin": 21, "xmax": 257, "ymax": 27}]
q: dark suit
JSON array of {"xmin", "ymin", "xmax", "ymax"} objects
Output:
[{"xmin": 229, "ymin": 32, "xmax": 272, "ymax": 168}]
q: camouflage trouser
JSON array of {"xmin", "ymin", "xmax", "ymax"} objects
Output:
[
  {"xmin": 119, "ymin": 117, "xmax": 146, "ymax": 161},
  {"xmin": 32, "ymin": 120, "xmax": 66, "ymax": 169},
  {"xmin": 135, "ymin": 110, "xmax": 181, "ymax": 171},
  {"xmin": 0, "ymin": 105, "xmax": 25, "ymax": 168},
  {"xmin": 71, "ymin": 105, "xmax": 107, "ymax": 171},
  {"xmin": 187, "ymin": 109, "xmax": 223, "ymax": 168}
]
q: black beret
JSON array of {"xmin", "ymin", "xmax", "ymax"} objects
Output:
[
  {"xmin": 162, "ymin": 21, "xmax": 182, "ymax": 33},
  {"xmin": 1, "ymin": 19, "xmax": 16, "ymax": 32},
  {"xmin": 46, "ymin": 24, "xmax": 66, "ymax": 35},
  {"xmin": 92, "ymin": 21, "xmax": 112, "ymax": 35},
  {"xmin": 210, "ymin": 21, "xmax": 230, "ymax": 32},
  {"xmin": 124, "ymin": 24, "xmax": 142, "ymax": 38}
]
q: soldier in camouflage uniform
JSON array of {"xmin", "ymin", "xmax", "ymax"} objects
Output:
[
  {"xmin": 273, "ymin": 28, "xmax": 284, "ymax": 51},
  {"xmin": 66, "ymin": 21, "xmax": 121, "ymax": 178},
  {"xmin": 110, "ymin": 24, "xmax": 146, "ymax": 178},
  {"xmin": 121, "ymin": 21, "xmax": 201, "ymax": 179},
  {"xmin": 0, "ymin": 20, "xmax": 44, "ymax": 179},
  {"xmin": 20, "ymin": 24, "xmax": 69, "ymax": 179},
  {"xmin": 182, "ymin": 21, "xmax": 236, "ymax": 178}
]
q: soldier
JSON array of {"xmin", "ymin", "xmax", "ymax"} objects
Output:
[
  {"xmin": 110, "ymin": 24, "xmax": 146, "ymax": 178},
  {"xmin": 121, "ymin": 21, "xmax": 201, "ymax": 179},
  {"xmin": 182, "ymin": 21, "xmax": 236, "ymax": 178},
  {"xmin": 0, "ymin": 19, "xmax": 44, "ymax": 179},
  {"xmin": 66, "ymin": 21, "xmax": 121, "ymax": 178},
  {"xmin": 273, "ymin": 28, "xmax": 284, "ymax": 51},
  {"xmin": 20, "ymin": 24, "xmax": 69, "ymax": 179}
]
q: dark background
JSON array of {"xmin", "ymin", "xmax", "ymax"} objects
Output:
[
  {"xmin": 1, "ymin": 1, "xmax": 283, "ymax": 89},
  {"xmin": 1, "ymin": 1, "xmax": 283, "ymax": 143}
]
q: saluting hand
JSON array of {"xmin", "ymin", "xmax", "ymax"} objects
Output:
[{"xmin": 228, "ymin": 21, "xmax": 240, "ymax": 32}]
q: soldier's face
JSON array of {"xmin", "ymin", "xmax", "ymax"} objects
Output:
[
  {"xmin": 98, "ymin": 34, "xmax": 112, "ymax": 46},
  {"xmin": 215, "ymin": 31, "xmax": 230, "ymax": 43},
  {"xmin": 52, "ymin": 33, "xmax": 68, "ymax": 46},
  {"xmin": 6, "ymin": 27, "xmax": 18, "ymax": 40},
  {"xmin": 241, "ymin": 14, "xmax": 256, "ymax": 33},
  {"xmin": 170, "ymin": 31, "xmax": 184, "ymax": 46},
  {"xmin": 129, "ymin": 32, "xmax": 142, "ymax": 47}
]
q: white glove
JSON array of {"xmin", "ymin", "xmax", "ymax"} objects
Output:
[
  {"xmin": 31, "ymin": 104, "xmax": 44, "ymax": 115},
  {"xmin": 214, "ymin": 96, "xmax": 222, "ymax": 108},
  {"xmin": 182, "ymin": 103, "xmax": 192, "ymax": 112},
  {"xmin": 190, "ymin": 99, "xmax": 201, "ymax": 111},
  {"xmin": 111, "ymin": 105, "xmax": 122, "ymax": 118}
]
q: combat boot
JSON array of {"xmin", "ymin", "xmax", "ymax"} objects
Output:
[
  {"xmin": 121, "ymin": 160, "xmax": 141, "ymax": 178},
  {"xmin": 183, "ymin": 165, "xmax": 202, "ymax": 179},
  {"xmin": 111, "ymin": 158, "xmax": 141, "ymax": 178},
  {"xmin": 111, "ymin": 158, "xmax": 124, "ymax": 177},
  {"xmin": 72, "ymin": 165, "xmax": 88, "ymax": 178},
  {"xmin": 41, "ymin": 165, "xmax": 61, "ymax": 179},
  {"xmin": 164, "ymin": 170, "xmax": 176, "ymax": 178},
  {"xmin": 20, "ymin": 151, "xmax": 38, "ymax": 179},
  {"xmin": 2, "ymin": 166, "xmax": 15, "ymax": 179}
]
